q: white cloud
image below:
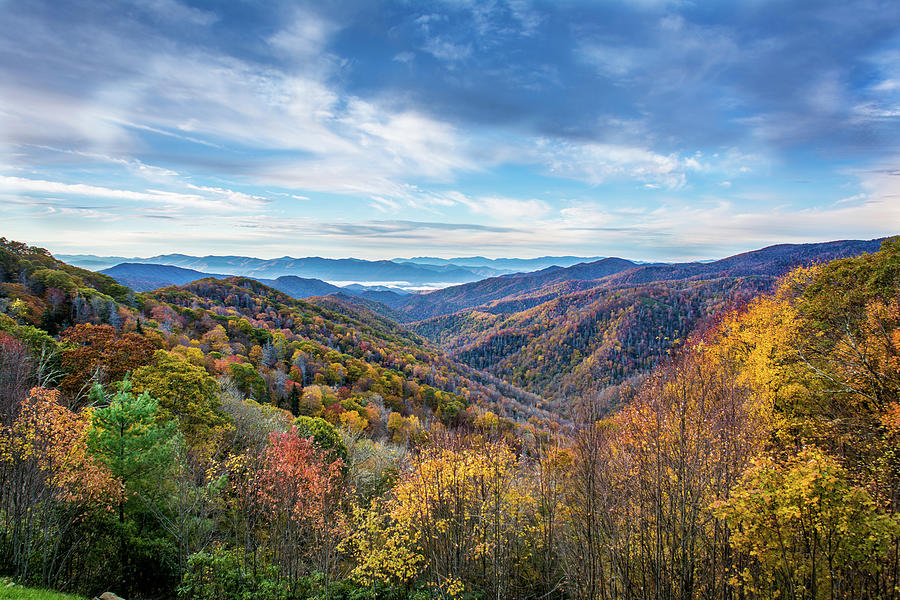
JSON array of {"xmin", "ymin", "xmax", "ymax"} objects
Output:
[
  {"xmin": 576, "ymin": 16, "xmax": 739, "ymax": 90},
  {"xmin": 136, "ymin": 0, "xmax": 218, "ymax": 26},
  {"xmin": 26, "ymin": 145, "xmax": 179, "ymax": 181},
  {"xmin": 370, "ymin": 196, "xmax": 401, "ymax": 212},
  {"xmin": 1, "ymin": 1, "xmax": 894, "ymax": 262},
  {"xmin": 460, "ymin": 196, "xmax": 551, "ymax": 221},
  {"xmin": 536, "ymin": 140, "xmax": 687, "ymax": 188},
  {"xmin": 422, "ymin": 37, "xmax": 472, "ymax": 62},
  {"xmin": 0, "ymin": 175, "xmax": 267, "ymax": 212},
  {"xmin": 577, "ymin": 43, "xmax": 642, "ymax": 78},
  {"xmin": 269, "ymin": 9, "xmax": 338, "ymax": 60}
]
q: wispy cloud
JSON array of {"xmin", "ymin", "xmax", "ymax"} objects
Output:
[
  {"xmin": 0, "ymin": 175, "xmax": 268, "ymax": 212},
  {"xmin": 454, "ymin": 194, "xmax": 551, "ymax": 222},
  {"xmin": 133, "ymin": 0, "xmax": 218, "ymax": 26},
  {"xmin": 1, "ymin": 0, "xmax": 897, "ymax": 259}
]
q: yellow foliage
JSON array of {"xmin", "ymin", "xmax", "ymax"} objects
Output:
[
  {"xmin": 340, "ymin": 502, "xmax": 424, "ymax": 588},
  {"xmin": 340, "ymin": 410, "xmax": 368, "ymax": 434},
  {"xmin": 388, "ymin": 441, "xmax": 539, "ymax": 596}
]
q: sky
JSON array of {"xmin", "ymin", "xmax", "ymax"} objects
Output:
[{"xmin": 1, "ymin": 0, "xmax": 899, "ymax": 261}]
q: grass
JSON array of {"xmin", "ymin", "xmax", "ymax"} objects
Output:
[{"xmin": 0, "ymin": 579, "xmax": 89, "ymax": 600}]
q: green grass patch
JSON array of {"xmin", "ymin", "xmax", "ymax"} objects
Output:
[{"xmin": 0, "ymin": 579, "xmax": 89, "ymax": 600}]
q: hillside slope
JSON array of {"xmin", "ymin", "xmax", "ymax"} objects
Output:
[
  {"xmin": 411, "ymin": 238, "xmax": 888, "ymax": 412},
  {"xmin": 144, "ymin": 276, "xmax": 552, "ymax": 425},
  {"xmin": 396, "ymin": 257, "xmax": 642, "ymax": 320},
  {"xmin": 101, "ymin": 262, "xmax": 233, "ymax": 291},
  {"xmin": 0, "ymin": 238, "xmax": 553, "ymax": 429}
]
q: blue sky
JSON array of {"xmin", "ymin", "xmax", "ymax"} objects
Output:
[{"xmin": 1, "ymin": 0, "xmax": 899, "ymax": 261}]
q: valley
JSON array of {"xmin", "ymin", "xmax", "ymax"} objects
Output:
[{"xmin": 87, "ymin": 237, "xmax": 886, "ymax": 418}]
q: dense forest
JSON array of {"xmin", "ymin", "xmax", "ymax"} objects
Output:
[
  {"xmin": 408, "ymin": 239, "xmax": 885, "ymax": 414},
  {"xmin": 0, "ymin": 235, "xmax": 898, "ymax": 599}
]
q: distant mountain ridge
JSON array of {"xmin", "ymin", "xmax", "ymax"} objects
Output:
[
  {"xmin": 393, "ymin": 257, "xmax": 646, "ymax": 320},
  {"xmin": 100, "ymin": 263, "xmax": 407, "ymax": 304},
  {"xmin": 100, "ymin": 263, "xmax": 234, "ymax": 292},
  {"xmin": 63, "ymin": 253, "xmax": 508, "ymax": 287},
  {"xmin": 392, "ymin": 255, "xmax": 609, "ymax": 271},
  {"xmin": 392, "ymin": 239, "xmax": 886, "ymax": 322}
]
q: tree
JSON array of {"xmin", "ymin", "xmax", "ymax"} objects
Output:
[
  {"xmin": 132, "ymin": 350, "xmax": 231, "ymax": 451},
  {"xmin": 300, "ymin": 384, "xmax": 325, "ymax": 416},
  {"xmin": 58, "ymin": 323, "xmax": 155, "ymax": 400},
  {"xmin": 0, "ymin": 332, "xmax": 34, "ymax": 423},
  {"xmin": 0, "ymin": 387, "xmax": 120, "ymax": 588},
  {"xmin": 555, "ymin": 336, "xmax": 772, "ymax": 600},
  {"xmin": 200, "ymin": 324, "xmax": 230, "ymax": 353},
  {"xmin": 389, "ymin": 439, "xmax": 540, "ymax": 599},
  {"xmin": 86, "ymin": 380, "xmax": 181, "ymax": 593},
  {"xmin": 721, "ymin": 447, "xmax": 899, "ymax": 600},
  {"xmin": 340, "ymin": 502, "xmax": 424, "ymax": 595},
  {"xmin": 87, "ymin": 379, "xmax": 179, "ymax": 518},
  {"xmin": 257, "ymin": 427, "xmax": 345, "ymax": 596},
  {"xmin": 294, "ymin": 415, "xmax": 349, "ymax": 465},
  {"xmin": 229, "ymin": 361, "xmax": 268, "ymax": 402}
]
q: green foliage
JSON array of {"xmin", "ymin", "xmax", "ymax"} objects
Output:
[
  {"xmin": 85, "ymin": 380, "xmax": 182, "ymax": 596},
  {"xmin": 0, "ymin": 313, "xmax": 58, "ymax": 358},
  {"xmin": 0, "ymin": 237, "xmax": 134, "ymax": 331},
  {"xmin": 28, "ymin": 269, "xmax": 77, "ymax": 295},
  {"xmin": 800, "ymin": 236, "xmax": 899, "ymax": 323},
  {"xmin": 294, "ymin": 415, "xmax": 349, "ymax": 464},
  {"xmin": 132, "ymin": 350, "xmax": 231, "ymax": 448},
  {"xmin": 177, "ymin": 547, "xmax": 292, "ymax": 600},
  {"xmin": 0, "ymin": 579, "xmax": 88, "ymax": 600},
  {"xmin": 86, "ymin": 379, "xmax": 180, "ymax": 500},
  {"xmin": 229, "ymin": 362, "xmax": 268, "ymax": 401}
]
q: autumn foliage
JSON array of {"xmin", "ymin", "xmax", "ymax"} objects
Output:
[{"xmin": 0, "ymin": 236, "xmax": 898, "ymax": 599}]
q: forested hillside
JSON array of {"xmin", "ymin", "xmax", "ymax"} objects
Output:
[
  {"xmin": 394, "ymin": 257, "xmax": 643, "ymax": 320},
  {"xmin": 1, "ymin": 235, "xmax": 898, "ymax": 600},
  {"xmin": 417, "ymin": 276, "xmax": 771, "ymax": 414},
  {"xmin": 393, "ymin": 240, "xmax": 882, "ymax": 321},
  {"xmin": 1, "ymin": 238, "xmax": 548, "ymax": 428},
  {"xmin": 410, "ymin": 238, "xmax": 886, "ymax": 410}
]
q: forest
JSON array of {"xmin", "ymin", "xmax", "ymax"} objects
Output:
[{"xmin": 0, "ymin": 235, "xmax": 898, "ymax": 600}]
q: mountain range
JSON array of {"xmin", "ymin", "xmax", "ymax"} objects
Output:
[
  {"xmin": 387, "ymin": 239, "xmax": 885, "ymax": 320},
  {"xmin": 100, "ymin": 262, "xmax": 409, "ymax": 303},
  {"xmin": 61, "ymin": 253, "xmax": 525, "ymax": 287},
  {"xmin": 396, "ymin": 238, "xmax": 887, "ymax": 412},
  {"xmin": 54, "ymin": 237, "xmax": 892, "ymax": 419},
  {"xmin": 392, "ymin": 255, "xmax": 609, "ymax": 271}
]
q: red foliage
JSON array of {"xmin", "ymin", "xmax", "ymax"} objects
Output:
[
  {"xmin": 58, "ymin": 324, "xmax": 156, "ymax": 398},
  {"xmin": 257, "ymin": 427, "xmax": 343, "ymax": 520}
]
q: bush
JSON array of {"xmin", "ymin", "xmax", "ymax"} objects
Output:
[{"xmin": 178, "ymin": 547, "xmax": 292, "ymax": 600}]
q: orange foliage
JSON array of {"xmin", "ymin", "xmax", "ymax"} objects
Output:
[
  {"xmin": 1, "ymin": 387, "xmax": 121, "ymax": 506},
  {"xmin": 59, "ymin": 323, "xmax": 156, "ymax": 397}
]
